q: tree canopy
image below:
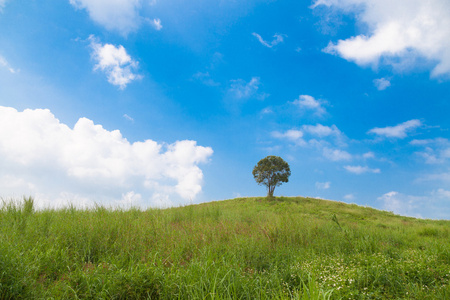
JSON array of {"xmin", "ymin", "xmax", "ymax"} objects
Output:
[{"xmin": 252, "ymin": 156, "xmax": 291, "ymax": 197}]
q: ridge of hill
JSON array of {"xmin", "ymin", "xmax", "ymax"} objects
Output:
[{"xmin": 1, "ymin": 196, "xmax": 449, "ymax": 299}]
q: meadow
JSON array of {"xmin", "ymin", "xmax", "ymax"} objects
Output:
[{"xmin": 1, "ymin": 196, "xmax": 449, "ymax": 299}]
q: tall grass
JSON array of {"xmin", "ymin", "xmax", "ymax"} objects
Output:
[{"xmin": 1, "ymin": 196, "xmax": 449, "ymax": 299}]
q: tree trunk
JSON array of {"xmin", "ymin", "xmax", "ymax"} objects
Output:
[{"xmin": 267, "ymin": 185, "xmax": 275, "ymax": 198}]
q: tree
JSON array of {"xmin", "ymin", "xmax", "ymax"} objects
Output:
[{"xmin": 252, "ymin": 156, "xmax": 291, "ymax": 197}]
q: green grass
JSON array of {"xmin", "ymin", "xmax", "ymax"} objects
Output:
[{"xmin": 1, "ymin": 196, "xmax": 449, "ymax": 299}]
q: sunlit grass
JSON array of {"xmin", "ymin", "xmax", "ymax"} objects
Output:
[{"xmin": 1, "ymin": 196, "xmax": 449, "ymax": 299}]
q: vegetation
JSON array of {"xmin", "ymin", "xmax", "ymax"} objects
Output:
[
  {"xmin": 253, "ymin": 156, "xmax": 291, "ymax": 197},
  {"xmin": 1, "ymin": 196, "xmax": 450, "ymax": 299}
]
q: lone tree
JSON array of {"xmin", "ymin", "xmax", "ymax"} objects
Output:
[{"xmin": 252, "ymin": 155, "xmax": 291, "ymax": 197}]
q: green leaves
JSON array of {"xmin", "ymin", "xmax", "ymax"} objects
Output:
[{"xmin": 253, "ymin": 156, "xmax": 291, "ymax": 197}]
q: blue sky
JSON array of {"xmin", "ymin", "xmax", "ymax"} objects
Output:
[{"xmin": 0, "ymin": 0, "xmax": 449, "ymax": 219}]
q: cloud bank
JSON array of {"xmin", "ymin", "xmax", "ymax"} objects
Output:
[
  {"xmin": 313, "ymin": 0, "xmax": 450, "ymax": 77},
  {"xmin": 0, "ymin": 106, "xmax": 213, "ymax": 208}
]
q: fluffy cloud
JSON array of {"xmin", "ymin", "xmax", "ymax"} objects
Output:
[
  {"xmin": 292, "ymin": 95, "xmax": 326, "ymax": 116},
  {"xmin": 70, "ymin": 0, "xmax": 142, "ymax": 35},
  {"xmin": 368, "ymin": 119, "xmax": 421, "ymax": 139},
  {"xmin": 89, "ymin": 36, "xmax": 141, "ymax": 89},
  {"xmin": 313, "ymin": 0, "xmax": 450, "ymax": 77},
  {"xmin": 344, "ymin": 165, "xmax": 380, "ymax": 174},
  {"xmin": 0, "ymin": 106, "xmax": 213, "ymax": 208},
  {"xmin": 252, "ymin": 33, "xmax": 286, "ymax": 48},
  {"xmin": 373, "ymin": 78, "xmax": 391, "ymax": 90}
]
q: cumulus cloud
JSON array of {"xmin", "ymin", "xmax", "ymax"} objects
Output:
[
  {"xmin": 89, "ymin": 36, "xmax": 141, "ymax": 89},
  {"xmin": 0, "ymin": 106, "xmax": 213, "ymax": 208},
  {"xmin": 70, "ymin": 0, "xmax": 142, "ymax": 35},
  {"xmin": 373, "ymin": 78, "xmax": 391, "ymax": 90},
  {"xmin": 252, "ymin": 33, "xmax": 286, "ymax": 48},
  {"xmin": 313, "ymin": 0, "xmax": 450, "ymax": 77},
  {"xmin": 292, "ymin": 95, "xmax": 326, "ymax": 116},
  {"xmin": 368, "ymin": 119, "xmax": 422, "ymax": 139},
  {"xmin": 344, "ymin": 165, "xmax": 380, "ymax": 174}
]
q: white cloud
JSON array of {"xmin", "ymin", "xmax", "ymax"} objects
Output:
[
  {"xmin": 292, "ymin": 95, "xmax": 326, "ymax": 116},
  {"xmin": 378, "ymin": 191, "xmax": 420, "ymax": 217},
  {"xmin": 272, "ymin": 129, "xmax": 306, "ymax": 146},
  {"xmin": 343, "ymin": 193, "xmax": 355, "ymax": 201},
  {"xmin": 344, "ymin": 165, "xmax": 380, "ymax": 174},
  {"xmin": 419, "ymin": 171, "xmax": 450, "ymax": 183},
  {"xmin": 363, "ymin": 151, "xmax": 375, "ymax": 159},
  {"xmin": 193, "ymin": 72, "xmax": 220, "ymax": 87},
  {"xmin": 373, "ymin": 78, "xmax": 391, "ymax": 90},
  {"xmin": 272, "ymin": 124, "xmax": 343, "ymax": 146},
  {"xmin": 368, "ymin": 119, "xmax": 422, "ymax": 139},
  {"xmin": 0, "ymin": 0, "xmax": 7, "ymax": 12},
  {"xmin": 323, "ymin": 147, "xmax": 352, "ymax": 161},
  {"xmin": 0, "ymin": 106, "xmax": 213, "ymax": 209},
  {"xmin": 411, "ymin": 138, "xmax": 450, "ymax": 164},
  {"xmin": 252, "ymin": 33, "xmax": 286, "ymax": 48},
  {"xmin": 70, "ymin": 0, "xmax": 142, "ymax": 35},
  {"xmin": 0, "ymin": 55, "xmax": 17, "ymax": 73},
  {"xmin": 89, "ymin": 36, "xmax": 142, "ymax": 89},
  {"xmin": 313, "ymin": 0, "xmax": 450, "ymax": 77},
  {"xmin": 228, "ymin": 77, "xmax": 267, "ymax": 100},
  {"xmin": 316, "ymin": 181, "xmax": 331, "ymax": 189},
  {"xmin": 123, "ymin": 114, "xmax": 134, "ymax": 122},
  {"xmin": 377, "ymin": 190, "xmax": 450, "ymax": 219},
  {"xmin": 302, "ymin": 124, "xmax": 341, "ymax": 137},
  {"xmin": 149, "ymin": 18, "xmax": 162, "ymax": 30},
  {"xmin": 273, "ymin": 124, "xmax": 349, "ymax": 160}
]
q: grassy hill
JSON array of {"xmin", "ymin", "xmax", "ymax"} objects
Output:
[{"xmin": 1, "ymin": 196, "xmax": 449, "ymax": 299}]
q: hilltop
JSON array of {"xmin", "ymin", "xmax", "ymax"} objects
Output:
[{"xmin": 1, "ymin": 196, "xmax": 449, "ymax": 299}]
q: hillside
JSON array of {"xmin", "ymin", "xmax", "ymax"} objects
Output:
[{"xmin": 1, "ymin": 196, "xmax": 449, "ymax": 299}]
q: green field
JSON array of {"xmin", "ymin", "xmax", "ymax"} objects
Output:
[{"xmin": 1, "ymin": 196, "xmax": 449, "ymax": 299}]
